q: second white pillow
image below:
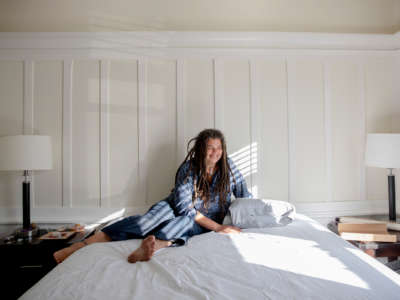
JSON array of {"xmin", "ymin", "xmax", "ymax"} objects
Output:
[{"xmin": 228, "ymin": 198, "xmax": 295, "ymax": 229}]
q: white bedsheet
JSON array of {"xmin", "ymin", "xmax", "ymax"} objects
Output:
[{"xmin": 21, "ymin": 214, "xmax": 400, "ymax": 300}]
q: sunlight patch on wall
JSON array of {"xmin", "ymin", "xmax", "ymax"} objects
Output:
[
  {"xmin": 229, "ymin": 143, "xmax": 258, "ymax": 197},
  {"xmin": 250, "ymin": 185, "xmax": 258, "ymax": 198},
  {"xmin": 229, "ymin": 142, "xmax": 258, "ymax": 179},
  {"xmin": 92, "ymin": 208, "xmax": 125, "ymax": 225}
]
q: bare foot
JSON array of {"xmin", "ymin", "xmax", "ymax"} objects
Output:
[
  {"xmin": 127, "ymin": 235, "xmax": 156, "ymax": 263},
  {"xmin": 54, "ymin": 247, "xmax": 75, "ymax": 264},
  {"xmin": 53, "ymin": 242, "xmax": 85, "ymax": 264}
]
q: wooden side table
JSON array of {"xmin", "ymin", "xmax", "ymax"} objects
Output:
[
  {"xmin": 0, "ymin": 224, "xmax": 97, "ymax": 300},
  {"xmin": 328, "ymin": 218, "xmax": 400, "ymax": 262}
]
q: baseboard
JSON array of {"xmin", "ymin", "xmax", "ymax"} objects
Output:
[
  {"xmin": 294, "ymin": 200, "xmax": 391, "ymax": 225},
  {"xmin": 0, "ymin": 206, "xmax": 148, "ymax": 225}
]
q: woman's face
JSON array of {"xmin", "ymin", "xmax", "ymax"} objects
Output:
[{"xmin": 205, "ymin": 138, "xmax": 223, "ymax": 166}]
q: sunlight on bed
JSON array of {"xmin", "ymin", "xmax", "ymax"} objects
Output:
[
  {"xmin": 20, "ymin": 215, "xmax": 400, "ymax": 300},
  {"xmin": 227, "ymin": 232, "xmax": 371, "ymax": 290}
]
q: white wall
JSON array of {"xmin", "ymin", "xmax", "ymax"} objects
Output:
[{"xmin": 0, "ymin": 32, "xmax": 399, "ymax": 225}]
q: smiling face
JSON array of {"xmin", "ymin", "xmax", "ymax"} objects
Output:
[{"xmin": 205, "ymin": 138, "xmax": 223, "ymax": 167}]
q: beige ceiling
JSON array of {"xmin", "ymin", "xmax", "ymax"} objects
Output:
[{"xmin": 1, "ymin": 0, "xmax": 400, "ymax": 34}]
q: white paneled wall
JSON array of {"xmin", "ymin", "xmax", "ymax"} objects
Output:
[
  {"xmin": 33, "ymin": 61, "xmax": 63, "ymax": 207},
  {"xmin": 220, "ymin": 59, "xmax": 252, "ymax": 187},
  {"xmin": 0, "ymin": 61, "xmax": 23, "ymax": 208},
  {"xmin": 108, "ymin": 60, "xmax": 139, "ymax": 208},
  {"xmin": 72, "ymin": 60, "xmax": 101, "ymax": 207},
  {"xmin": 256, "ymin": 59, "xmax": 288, "ymax": 201},
  {"xmin": 183, "ymin": 59, "xmax": 214, "ymax": 150},
  {"xmin": 328, "ymin": 60, "xmax": 364, "ymax": 202},
  {"xmin": 146, "ymin": 59, "xmax": 177, "ymax": 205},
  {"xmin": 365, "ymin": 57, "xmax": 398, "ymax": 202},
  {"xmin": 288, "ymin": 58, "xmax": 327, "ymax": 203},
  {"xmin": 0, "ymin": 32, "xmax": 399, "ymax": 224}
]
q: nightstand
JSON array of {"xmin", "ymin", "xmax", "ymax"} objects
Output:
[
  {"xmin": 328, "ymin": 218, "xmax": 400, "ymax": 272},
  {"xmin": 0, "ymin": 224, "xmax": 96, "ymax": 300}
]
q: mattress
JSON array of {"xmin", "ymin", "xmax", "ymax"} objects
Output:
[{"xmin": 21, "ymin": 214, "xmax": 400, "ymax": 300}]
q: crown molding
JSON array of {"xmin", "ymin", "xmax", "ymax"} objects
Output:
[{"xmin": 0, "ymin": 31, "xmax": 400, "ymax": 51}]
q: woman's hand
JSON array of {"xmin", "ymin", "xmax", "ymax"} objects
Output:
[
  {"xmin": 194, "ymin": 212, "xmax": 241, "ymax": 234},
  {"xmin": 215, "ymin": 225, "xmax": 241, "ymax": 234}
]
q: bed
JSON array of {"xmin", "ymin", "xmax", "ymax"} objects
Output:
[{"xmin": 20, "ymin": 214, "xmax": 400, "ymax": 299}]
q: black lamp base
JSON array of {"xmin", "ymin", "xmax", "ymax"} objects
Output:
[
  {"xmin": 388, "ymin": 174, "xmax": 396, "ymax": 221},
  {"xmin": 18, "ymin": 172, "xmax": 38, "ymax": 239},
  {"xmin": 23, "ymin": 181, "xmax": 31, "ymax": 230}
]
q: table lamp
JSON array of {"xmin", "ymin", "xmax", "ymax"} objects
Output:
[
  {"xmin": 0, "ymin": 135, "xmax": 52, "ymax": 236},
  {"xmin": 365, "ymin": 133, "xmax": 400, "ymax": 221}
]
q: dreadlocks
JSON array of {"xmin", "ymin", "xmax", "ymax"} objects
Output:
[{"xmin": 175, "ymin": 129, "xmax": 236, "ymax": 218}]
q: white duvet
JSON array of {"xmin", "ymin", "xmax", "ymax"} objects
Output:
[{"xmin": 21, "ymin": 214, "xmax": 400, "ymax": 300}]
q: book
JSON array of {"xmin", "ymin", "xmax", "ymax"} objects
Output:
[
  {"xmin": 340, "ymin": 232, "xmax": 397, "ymax": 242},
  {"xmin": 337, "ymin": 215, "xmax": 400, "ymax": 232},
  {"xmin": 338, "ymin": 222, "xmax": 397, "ymax": 242}
]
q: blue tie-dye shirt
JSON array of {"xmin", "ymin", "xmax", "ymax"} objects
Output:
[{"xmin": 167, "ymin": 158, "xmax": 252, "ymax": 224}]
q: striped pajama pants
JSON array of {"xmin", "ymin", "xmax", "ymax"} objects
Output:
[{"xmin": 101, "ymin": 198, "xmax": 207, "ymax": 246}]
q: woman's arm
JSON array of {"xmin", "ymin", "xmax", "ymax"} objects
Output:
[
  {"xmin": 170, "ymin": 163, "xmax": 197, "ymax": 219},
  {"xmin": 194, "ymin": 211, "xmax": 241, "ymax": 234}
]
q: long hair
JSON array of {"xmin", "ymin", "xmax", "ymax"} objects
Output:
[{"xmin": 175, "ymin": 129, "xmax": 236, "ymax": 217}]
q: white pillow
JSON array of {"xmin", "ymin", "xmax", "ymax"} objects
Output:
[{"xmin": 227, "ymin": 198, "xmax": 295, "ymax": 229}]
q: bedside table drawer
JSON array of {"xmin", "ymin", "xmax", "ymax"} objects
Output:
[
  {"xmin": 15, "ymin": 266, "xmax": 48, "ymax": 299},
  {"xmin": 18, "ymin": 263, "xmax": 44, "ymax": 269}
]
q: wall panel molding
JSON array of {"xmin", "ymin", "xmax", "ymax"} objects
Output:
[
  {"xmin": 62, "ymin": 59, "xmax": 73, "ymax": 207},
  {"xmin": 249, "ymin": 60, "xmax": 260, "ymax": 197},
  {"xmin": 23, "ymin": 60, "xmax": 35, "ymax": 207},
  {"xmin": 358, "ymin": 63, "xmax": 367, "ymax": 202},
  {"xmin": 323, "ymin": 62, "xmax": 333, "ymax": 203},
  {"xmin": 213, "ymin": 59, "xmax": 224, "ymax": 130},
  {"xmin": 23, "ymin": 60, "xmax": 34, "ymax": 135},
  {"xmin": 138, "ymin": 58, "xmax": 148, "ymax": 204},
  {"xmin": 100, "ymin": 59, "xmax": 110, "ymax": 207},
  {"xmin": 176, "ymin": 59, "xmax": 185, "ymax": 165},
  {"xmin": 0, "ymin": 31, "xmax": 398, "ymax": 224},
  {"xmin": 286, "ymin": 58, "xmax": 295, "ymax": 203}
]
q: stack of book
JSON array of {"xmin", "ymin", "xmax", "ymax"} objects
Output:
[
  {"xmin": 338, "ymin": 222, "xmax": 397, "ymax": 242},
  {"xmin": 338, "ymin": 215, "xmax": 400, "ymax": 231}
]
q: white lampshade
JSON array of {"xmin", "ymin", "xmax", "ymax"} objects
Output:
[
  {"xmin": 0, "ymin": 135, "xmax": 52, "ymax": 171},
  {"xmin": 365, "ymin": 133, "xmax": 400, "ymax": 168}
]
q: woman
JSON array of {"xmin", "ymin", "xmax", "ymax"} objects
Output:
[{"xmin": 54, "ymin": 129, "xmax": 252, "ymax": 264}]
